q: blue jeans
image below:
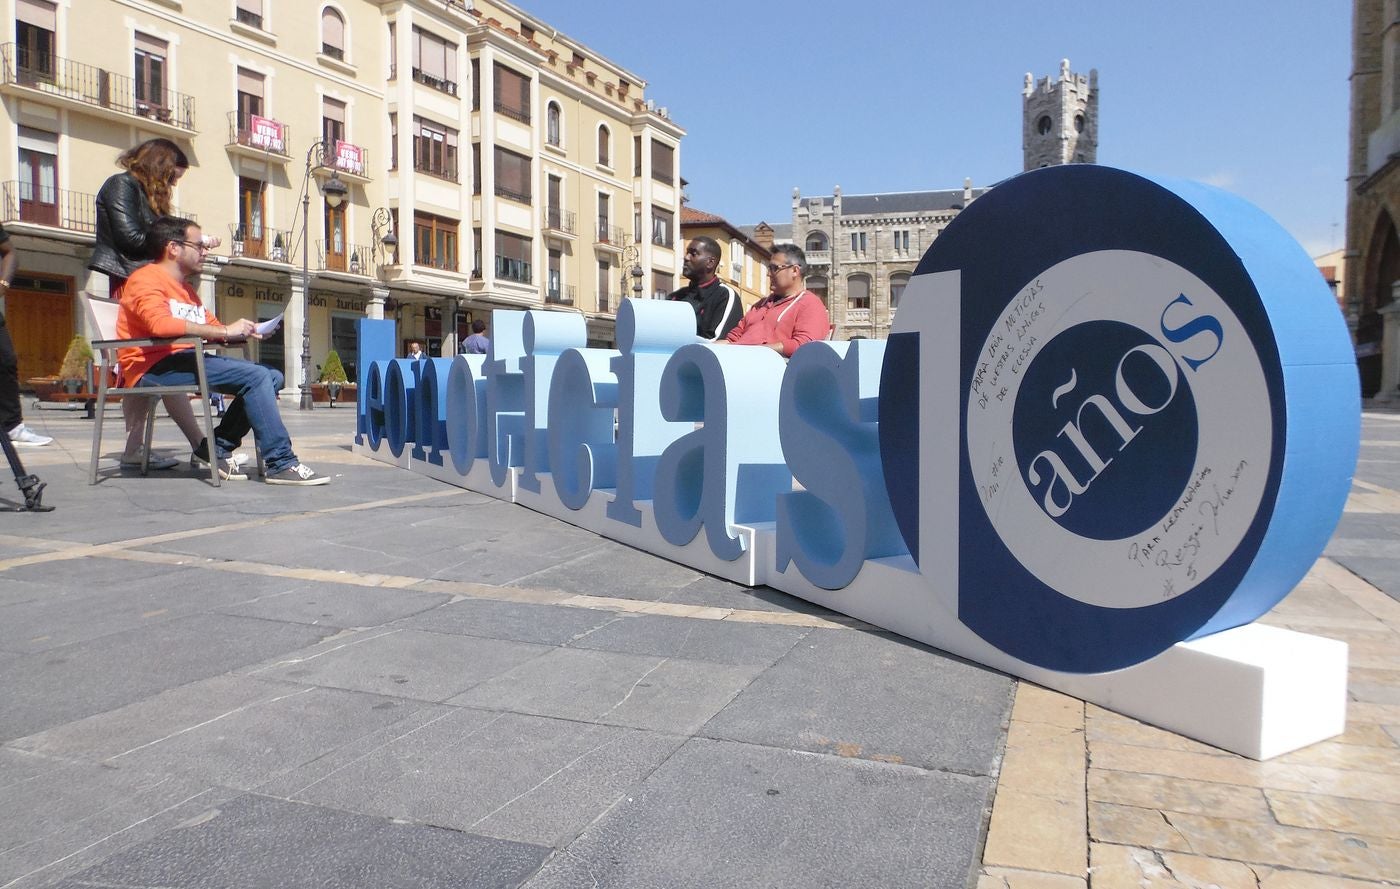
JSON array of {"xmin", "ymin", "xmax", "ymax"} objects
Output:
[{"xmin": 140, "ymin": 352, "xmax": 299, "ymax": 472}]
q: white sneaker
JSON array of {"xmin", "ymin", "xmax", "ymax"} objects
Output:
[
  {"xmin": 8, "ymin": 424, "xmax": 52, "ymax": 447},
  {"xmin": 230, "ymin": 450, "xmax": 251, "ymax": 467}
]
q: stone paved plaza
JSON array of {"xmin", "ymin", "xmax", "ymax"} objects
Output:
[{"xmin": 0, "ymin": 403, "xmax": 1395, "ymax": 888}]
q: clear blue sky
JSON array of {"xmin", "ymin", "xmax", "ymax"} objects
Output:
[{"xmin": 520, "ymin": 0, "xmax": 1349, "ymax": 258}]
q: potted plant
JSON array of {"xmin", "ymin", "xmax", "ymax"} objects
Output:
[
  {"xmin": 319, "ymin": 350, "xmax": 350, "ymax": 405},
  {"xmin": 57, "ymin": 334, "xmax": 94, "ymax": 395}
]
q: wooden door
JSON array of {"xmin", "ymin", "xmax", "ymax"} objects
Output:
[{"xmin": 7, "ymin": 276, "xmax": 73, "ymax": 384}]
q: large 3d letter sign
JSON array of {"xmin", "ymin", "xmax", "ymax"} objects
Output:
[{"xmin": 356, "ymin": 166, "xmax": 1359, "ymax": 759}]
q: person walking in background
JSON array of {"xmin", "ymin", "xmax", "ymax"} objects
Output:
[
  {"xmin": 89, "ymin": 138, "xmax": 239, "ymax": 472},
  {"xmin": 407, "ymin": 340, "xmax": 425, "ymax": 360},
  {"xmin": 0, "ymin": 226, "xmax": 52, "ymax": 447},
  {"xmin": 462, "ymin": 320, "xmax": 489, "ymax": 354}
]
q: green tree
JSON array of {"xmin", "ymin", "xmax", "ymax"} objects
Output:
[{"xmin": 319, "ymin": 350, "xmax": 349, "ymax": 383}]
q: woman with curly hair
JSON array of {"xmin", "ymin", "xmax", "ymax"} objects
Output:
[{"xmin": 89, "ymin": 139, "xmax": 244, "ymax": 478}]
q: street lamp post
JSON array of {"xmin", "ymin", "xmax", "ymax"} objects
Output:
[
  {"xmin": 371, "ymin": 207, "xmax": 398, "ymax": 270},
  {"xmin": 620, "ymin": 241, "xmax": 644, "ymax": 300},
  {"xmin": 299, "ymin": 141, "xmax": 349, "ymax": 410}
]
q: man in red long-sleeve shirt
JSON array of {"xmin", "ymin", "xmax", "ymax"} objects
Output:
[
  {"xmin": 119, "ymin": 216, "xmax": 329, "ymax": 486},
  {"xmin": 724, "ymin": 243, "xmax": 829, "ymax": 357}
]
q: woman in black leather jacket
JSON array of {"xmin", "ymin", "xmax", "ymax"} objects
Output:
[{"xmin": 90, "ymin": 139, "xmax": 213, "ymax": 471}]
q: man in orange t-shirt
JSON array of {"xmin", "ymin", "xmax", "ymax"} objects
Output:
[{"xmin": 119, "ymin": 216, "xmax": 329, "ymax": 486}]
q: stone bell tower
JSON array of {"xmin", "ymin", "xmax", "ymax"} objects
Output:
[{"xmin": 1023, "ymin": 58, "xmax": 1098, "ymax": 170}]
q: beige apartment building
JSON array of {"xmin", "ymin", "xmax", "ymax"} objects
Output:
[{"xmin": 0, "ymin": 0, "xmax": 682, "ymax": 395}]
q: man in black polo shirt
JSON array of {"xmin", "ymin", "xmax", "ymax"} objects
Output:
[{"xmin": 668, "ymin": 236, "xmax": 743, "ymax": 341}]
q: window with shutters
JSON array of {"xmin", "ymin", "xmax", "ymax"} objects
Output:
[
  {"xmin": 597, "ymin": 125, "xmax": 611, "ymax": 168},
  {"xmin": 495, "ymin": 230, "xmax": 532, "ymax": 283},
  {"xmin": 650, "ymin": 207, "xmax": 673, "ymax": 248},
  {"xmin": 493, "ymin": 63, "xmax": 530, "ymax": 123},
  {"xmin": 15, "ymin": 0, "xmax": 56, "ymax": 82},
  {"xmin": 415, "ymin": 213, "xmax": 459, "ymax": 271},
  {"xmin": 235, "ymin": 0, "xmax": 263, "ymax": 29},
  {"xmin": 133, "ymin": 33, "xmax": 166, "ymax": 112},
  {"xmin": 493, "ymin": 147, "xmax": 531, "ymax": 204},
  {"xmin": 413, "ymin": 116, "xmax": 458, "ymax": 180},
  {"xmin": 651, "ymin": 140, "xmax": 674, "ymax": 185},
  {"xmin": 321, "ymin": 7, "xmax": 345, "ymax": 60},
  {"xmin": 847, "ymin": 273, "xmax": 871, "ymax": 310},
  {"xmin": 545, "ymin": 101, "xmax": 562, "ymax": 147},
  {"xmin": 411, "ymin": 26, "xmax": 456, "ymax": 95}
]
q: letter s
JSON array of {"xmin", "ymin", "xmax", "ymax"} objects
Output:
[{"xmin": 1159, "ymin": 293, "xmax": 1223, "ymax": 372}]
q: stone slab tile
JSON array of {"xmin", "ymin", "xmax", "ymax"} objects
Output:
[
  {"xmin": 0, "ymin": 613, "xmax": 334, "ymax": 742},
  {"xmin": 0, "ymin": 554, "xmax": 194, "ymax": 587},
  {"xmin": 450, "ymin": 647, "xmax": 763, "ymax": 734},
  {"xmin": 47, "ymin": 793, "xmax": 550, "ymax": 889},
  {"xmin": 523, "ymin": 737, "xmax": 992, "ymax": 889},
  {"xmin": 0, "ymin": 573, "xmax": 288, "ymax": 653},
  {"xmin": 567, "ymin": 611, "xmax": 809, "ymax": 667},
  {"xmin": 282, "ymin": 708, "xmax": 686, "ymax": 847},
  {"xmin": 0, "ymin": 758, "xmax": 236, "ymax": 889},
  {"xmin": 216, "ymin": 581, "xmax": 452, "ymax": 629},
  {"xmin": 394, "ymin": 596, "xmax": 621, "ymax": 646},
  {"xmin": 665, "ymin": 575, "xmax": 844, "ymax": 616},
  {"xmin": 251, "ymin": 627, "xmax": 552, "ymax": 701},
  {"xmin": 80, "ymin": 686, "xmax": 430, "ymax": 791},
  {"xmin": 704, "ymin": 628, "xmax": 1014, "ymax": 774},
  {"xmin": 506, "ymin": 540, "xmax": 701, "ymax": 600},
  {"xmin": 9, "ymin": 675, "xmax": 300, "ymax": 760}
]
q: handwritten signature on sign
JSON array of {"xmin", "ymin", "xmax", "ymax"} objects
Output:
[{"xmin": 1126, "ymin": 459, "xmax": 1249, "ymax": 597}]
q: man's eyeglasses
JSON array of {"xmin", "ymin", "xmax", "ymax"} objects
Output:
[
  {"xmin": 176, "ymin": 240, "xmax": 210, "ymax": 253},
  {"xmin": 766, "ymin": 262, "xmax": 797, "ymax": 274}
]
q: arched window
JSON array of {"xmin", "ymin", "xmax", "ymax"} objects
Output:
[
  {"xmin": 805, "ymin": 231, "xmax": 828, "ymax": 252},
  {"xmin": 597, "ymin": 124, "xmax": 611, "ymax": 167},
  {"xmin": 546, "ymin": 101, "xmax": 562, "ymax": 147},
  {"xmin": 321, "ymin": 7, "xmax": 346, "ymax": 60},
  {"xmin": 889, "ymin": 272, "xmax": 910, "ymax": 309},
  {"xmin": 847, "ymin": 273, "xmax": 870, "ymax": 310}
]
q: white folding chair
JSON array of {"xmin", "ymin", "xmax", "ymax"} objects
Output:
[{"xmin": 84, "ymin": 293, "xmax": 223, "ymax": 486}]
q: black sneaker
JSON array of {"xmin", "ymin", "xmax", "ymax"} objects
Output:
[{"xmin": 265, "ymin": 463, "xmax": 330, "ymax": 486}]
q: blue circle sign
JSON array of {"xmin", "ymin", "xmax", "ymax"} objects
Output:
[{"xmin": 878, "ymin": 165, "xmax": 1359, "ymax": 673}]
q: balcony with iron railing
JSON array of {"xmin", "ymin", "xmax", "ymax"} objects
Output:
[
  {"xmin": 412, "ymin": 67, "xmax": 457, "ymax": 96},
  {"xmin": 417, "ymin": 254, "xmax": 459, "ymax": 273},
  {"xmin": 595, "ymin": 220, "xmax": 622, "ymax": 250},
  {"xmin": 1, "ymin": 181, "xmax": 96, "ymax": 233},
  {"xmin": 227, "ymin": 111, "xmax": 291, "ymax": 159},
  {"xmin": 0, "ymin": 43, "xmax": 196, "ymax": 132},
  {"xmin": 229, "ymin": 224, "xmax": 294, "ymax": 262},
  {"xmin": 321, "ymin": 142, "xmax": 371, "ymax": 183},
  {"xmin": 317, "ymin": 241, "xmax": 374, "ymax": 276},
  {"xmin": 543, "ymin": 207, "xmax": 576, "ymax": 237},
  {"xmin": 496, "ymin": 255, "xmax": 531, "ymax": 284},
  {"xmin": 494, "ymin": 99, "xmax": 530, "ymax": 124},
  {"xmin": 545, "ymin": 284, "xmax": 576, "ymax": 305},
  {"xmin": 494, "ymin": 183, "xmax": 531, "ymax": 205}
]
